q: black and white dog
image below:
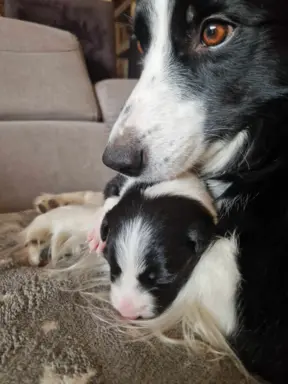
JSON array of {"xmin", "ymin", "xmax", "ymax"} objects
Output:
[
  {"xmin": 23, "ymin": 0, "xmax": 288, "ymax": 382},
  {"xmin": 100, "ymin": 1, "xmax": 288, "ymax": 382}
]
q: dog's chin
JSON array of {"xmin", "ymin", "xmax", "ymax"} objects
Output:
[
  {"xmin": 133, "ymin": 160, "xmax": 197, "ymax": 184},
  {"xmin": 135, "ymin": 141, "xmax": 207, "ymax": 183}
]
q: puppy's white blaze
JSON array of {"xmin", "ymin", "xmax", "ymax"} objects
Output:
[
  {"xmin": 144, "ymin": 173, "xmax": 217, "ymax": 221},
  {"xmin": 108, "ymin": 0, "xmax": 206, "ymax": 181},
  {"xmin": 115, "ymin": 217, "xmax": 152, "ymax": 273},
  {"xmin": 111, "ymin": 217, "xmax": 155, "ymax": 318}
]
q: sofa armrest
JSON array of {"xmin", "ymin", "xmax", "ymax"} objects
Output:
[
  {"xmin": 0, "ymin": 15, "xmax": 78, "ymax": 51},
  {"xmin": 0, "ymin": 18, "xmax": 99, "ymax": 121},
  {"xmin": 95, "ymin": 79, "xmax": 138, "ymax": 128}
]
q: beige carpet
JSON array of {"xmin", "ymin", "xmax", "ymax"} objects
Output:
[{"xmin": 0, "ymin": 210, "xmax": 258, "ymax": 384}]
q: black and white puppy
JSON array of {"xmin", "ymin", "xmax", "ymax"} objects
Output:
[
  {"xmin": 101, "ymin": 174, "xmax": 216, "ymax": 320},
  {"xmin": 98, "ymin": 174, "xmax": 239, "ymax": 345},
  {"xmin": 25, "ymin": 173, "xmax": 238, "ymax": 345}
]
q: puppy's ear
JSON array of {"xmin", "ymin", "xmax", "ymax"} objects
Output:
[
  {"xmin": 187, "ymin": 217, "xmax": 215, "ymax": 255},
  {"xmin": 100, "ymin": 215, "xmax": 110, "ymax": 241}
]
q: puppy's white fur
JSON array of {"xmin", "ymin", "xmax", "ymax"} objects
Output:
[{"xmin": 111, "ymin": 217, "xmax": 156, "ymax": 319}]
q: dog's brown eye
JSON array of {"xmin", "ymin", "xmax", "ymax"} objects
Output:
[{"xmin": 201, "ymin": 23, "xmax": 233, "ymax": 47}]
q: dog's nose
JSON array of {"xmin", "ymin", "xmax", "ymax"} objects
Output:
[{"xmin": 102, "ymin": 137, "xmax": 144, "ymax": 177}]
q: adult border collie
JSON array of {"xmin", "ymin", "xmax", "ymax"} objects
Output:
[
  {"xmin": 100, "ymin": 1, "xmax": 288, "ymax": 381},
  {"xmin": 23, "ymin": 0, "xmax": 288, "ymax": 383}
]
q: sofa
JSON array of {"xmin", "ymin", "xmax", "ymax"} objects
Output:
[
  {"xmin": 0, "ymin": 17, "xmax": 137, "ymax": 213},
  {"xmin": 4, "ymin": 0, "xmax": 117, "ymax": 82}
]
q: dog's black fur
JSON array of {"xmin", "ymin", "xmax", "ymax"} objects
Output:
[{"xmin": 102, "ymin": 1, "xmax": 288, "ymax": 383}]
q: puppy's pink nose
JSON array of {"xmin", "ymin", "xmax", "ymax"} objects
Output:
[{"xmin": 117, "ymin": 299, "xmax": 138, "ymax": 320}]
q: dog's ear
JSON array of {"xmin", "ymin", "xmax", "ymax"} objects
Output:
[
  {"xmin": 187, "ymin": 217, "xmax": 215, "ymax": 255},
  {"xmin": 100, "ymin": 215, "xmax": 110, "ymax": 241}
]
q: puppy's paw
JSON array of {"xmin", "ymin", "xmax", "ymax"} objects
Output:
[
  {"xmin": 23, "ymin": 205, "xmax": 95, "ymax": 267},
  {"xmin": 34, "ymin": 194, "xmax": 67, "ymax": 214},
  {"xmin": 33, "ymin": 191, "xmax": 101, "ymax": 214},
  {"xmin": 23, "ymin": 216, "xmax": 52, "ymax": 266}
]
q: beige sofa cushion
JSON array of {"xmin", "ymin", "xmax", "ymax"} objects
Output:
[
  {"xmin": 95, "ymin": 79, "xmax": 138, "ymax": 127},
  {"xmin": 0, "ymin": 18, "xmax": 99, "ymax": 121},
  {"xmin": 0, "ymin": 121, "xmax": 115, "ymax": 212}
]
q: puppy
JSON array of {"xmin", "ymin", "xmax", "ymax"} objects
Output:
[
  {"xmin": 97, "ymin": 174, "xmax": 217, "ymax": 320},
  {"xmin": 87, "ymin": 174, "xmax": 239, "ymax": 351},
  {"xmin": 24, "ymin": 174, "xmax": 239, "ymax": 355}
]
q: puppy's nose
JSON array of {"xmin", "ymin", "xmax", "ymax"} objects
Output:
[
  {"xmin": 117, "ymin": 299, "xmax": 138, "ymax": 320},
  {"xmin": 102, "ymin": 136, "xmax": 144, "ymax": 177}
]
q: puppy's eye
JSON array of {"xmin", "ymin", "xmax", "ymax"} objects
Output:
[
  {"xmin": 139, "ymin": 270, "xmax": 157, "ymax": 285},
  {"xmin": 147, "ymin": 272, "xmax": 156, "ymax": 281},
  {"xmin": 201, "ymin": 22, "xmax": 233, "ymax": 47}
]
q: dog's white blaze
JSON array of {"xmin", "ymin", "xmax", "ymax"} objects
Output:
[
  {"xmin": 110, "ymin": 217, "xmax": 155, "ymax": 318},
  {"xmin": 108, "ymin": 0, "xmax": 206, "ymax": 182}
]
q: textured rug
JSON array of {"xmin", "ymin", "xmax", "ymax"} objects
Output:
[{"xmin": 0, "ymin": 210, "xmax": 258, "ymax": 384}]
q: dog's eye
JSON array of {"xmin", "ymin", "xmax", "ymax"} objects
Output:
[{"xmin": 201, "ymin": 22, "xmax": 233, "ymax": 47}]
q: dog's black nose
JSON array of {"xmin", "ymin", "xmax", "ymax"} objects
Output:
[{"xmin": 102, "ymin": 139, "xmax": 144, "ymax": 177}]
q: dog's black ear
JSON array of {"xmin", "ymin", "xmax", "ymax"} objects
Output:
[{"xmin": 100, "ymin": 215, "xmax": 110, "ymax": 241}]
